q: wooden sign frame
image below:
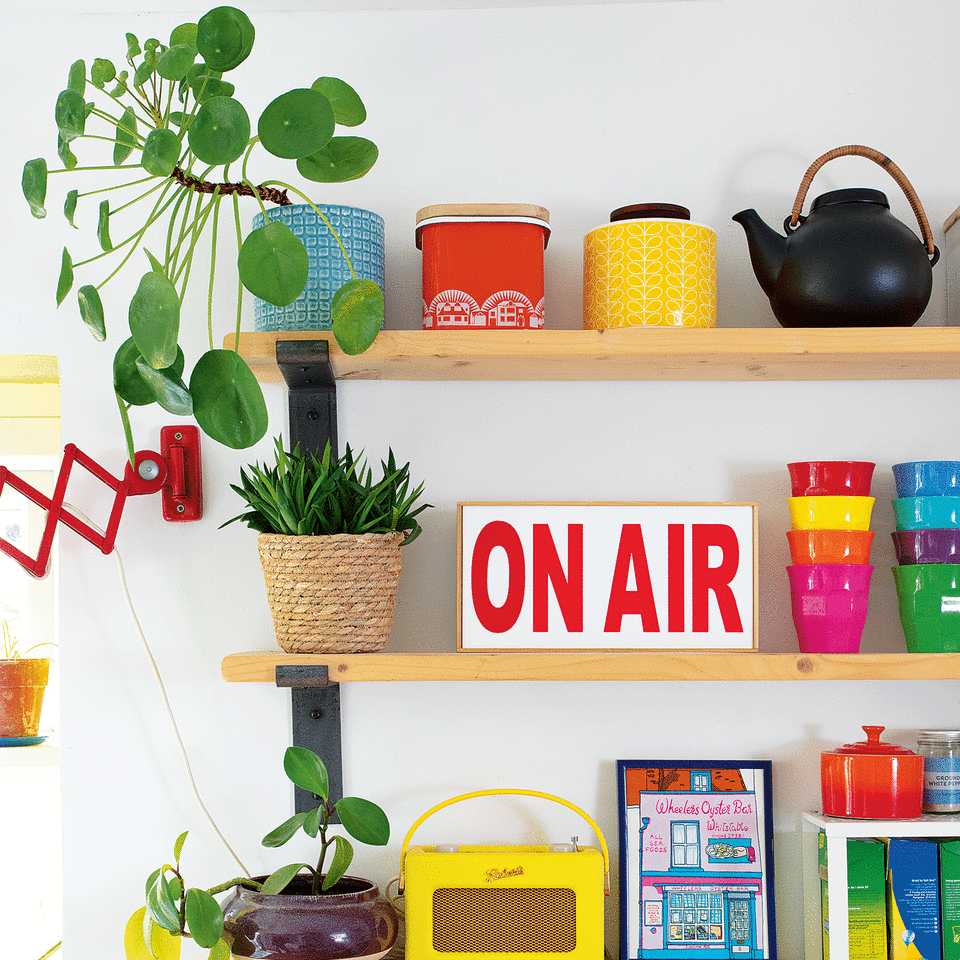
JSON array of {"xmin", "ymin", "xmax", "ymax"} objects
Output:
[{"xmin": 457, "ymin": 501, "xmax": 758, "ymax": 653}]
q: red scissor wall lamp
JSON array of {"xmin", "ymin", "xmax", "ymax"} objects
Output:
[{"xmin": 0, "ymin": 424, "xmax": 202, "ymax": 579}]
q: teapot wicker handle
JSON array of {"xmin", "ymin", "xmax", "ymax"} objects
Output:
[{"xmin": 790, "ymin": 144, "xmax": 938, "ymax": 260}]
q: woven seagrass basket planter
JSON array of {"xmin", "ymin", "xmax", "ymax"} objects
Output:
[{"xmin": 257, "ymin": 531, "xmax": 404, "ymax": 653}]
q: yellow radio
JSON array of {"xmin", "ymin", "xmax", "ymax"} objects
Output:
[{"xmin": 399, "ymin": 789, "xmax": 610, "ymax": 960}]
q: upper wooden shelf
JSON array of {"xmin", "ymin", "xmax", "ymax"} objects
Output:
[
  {"xmin": 227, "ymin": 327, "xmax": 960, "ymax": 383},
  {"xmin": 221, "ymin": 651, "xmax": 960, "ymax": 683}
]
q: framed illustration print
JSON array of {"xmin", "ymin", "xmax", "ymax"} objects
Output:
[
  {"xmin": 616, "ymin": 760, "xmax": 777, "ymax": 960},
  {"xmin": 458, "ymin": 502, "xmax": 758, "ymax": 652}
]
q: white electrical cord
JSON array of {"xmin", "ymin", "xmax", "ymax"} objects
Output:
[{"xmin": 64, "ymin": 501, "xmax": 251, "ymax": 878}]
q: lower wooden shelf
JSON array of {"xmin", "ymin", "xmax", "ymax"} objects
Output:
[{"xmin": 221, "ymin": 651, "xmax": 960, "ymax": 683}]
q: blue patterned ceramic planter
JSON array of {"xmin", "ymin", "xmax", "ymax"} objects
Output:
[{"xmin": 251, "ymin": 203, "xmax": 385, "ymax": 331}]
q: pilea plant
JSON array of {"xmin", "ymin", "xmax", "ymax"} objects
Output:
[
  {"xmin": 22, "ymin": 5, "xmax": 384, "ymax": 463},
  {"xmin": 124, "ymin": 746, "xmax": 390, "ymax": 960}
]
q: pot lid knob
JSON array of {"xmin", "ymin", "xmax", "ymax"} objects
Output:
[{"xmin": 831, "ymin": 725, "xmax": 919, "ymax": 756}]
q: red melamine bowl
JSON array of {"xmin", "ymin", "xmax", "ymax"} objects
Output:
[{"xmin": 788, "ymin": 460, "xmax": 876, "ymax": 498}]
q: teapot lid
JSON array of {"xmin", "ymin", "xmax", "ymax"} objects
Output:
[
  {"xmin": 811, "ymin": 188, "xmax": 889, "ymax": 211},
  {"xmin": 826, "ymin": 725, "xmax": 919, "ymax": 757},
  {"xmin": 610, "ymin": 203, "xmax": 690, "ymax": 222}
]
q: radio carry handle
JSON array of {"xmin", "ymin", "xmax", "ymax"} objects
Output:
[{"xmin": 398, "ymin": 788, "xmax": 610, "ymax": 895}]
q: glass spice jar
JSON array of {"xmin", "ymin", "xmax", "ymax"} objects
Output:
[{"xmin": 918, "ymin": 729, "xmax": 960, "ymax": 813}]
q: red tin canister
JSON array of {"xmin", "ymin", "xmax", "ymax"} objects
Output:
[{"xmin": 416, "ymin": 203, "xmax": 550, "ymax": 329}]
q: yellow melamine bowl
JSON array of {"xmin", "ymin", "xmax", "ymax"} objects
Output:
[{"xmin": 788, "ymin": 496, "xmax": 875, "ymax": 531}]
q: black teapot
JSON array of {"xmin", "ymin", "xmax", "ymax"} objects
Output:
[{"xmin": 733, "ymin": 145, "xmax": 939, "ymax": 328}]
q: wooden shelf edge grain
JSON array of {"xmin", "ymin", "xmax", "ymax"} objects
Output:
[
  {"xmin": 221, "ymin": 651, "xmax": 960, "ymax": 683},
  {"xmin": 226, "ymin": 327, "xmax": 960, "ymax": 384}
]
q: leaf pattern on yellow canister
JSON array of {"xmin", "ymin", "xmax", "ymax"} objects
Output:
[{"xmin": 583, "ymin": 220, "xmax": 716, "ymax": 328}]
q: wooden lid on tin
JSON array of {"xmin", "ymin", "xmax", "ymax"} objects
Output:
[{"xmin": 416, "ymin": 203, "xmax": 550, "ymax": 248}]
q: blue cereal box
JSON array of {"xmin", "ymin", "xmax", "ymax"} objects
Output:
[{"xmin": 886, "ymin": 838, "xmax": 941, "ymax": 960}]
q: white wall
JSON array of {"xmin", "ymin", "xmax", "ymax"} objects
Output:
[{"xmin": 4, "ymin": 1, "xmax": 960, "ymax": 956}]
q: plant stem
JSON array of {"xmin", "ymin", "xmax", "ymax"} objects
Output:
[
  {"xmin": 265, "ymin": 181, "xmax": 358, "ymax": 281},
  {"xmin": 206, "ymin": 877, "xmax": 263, "ymax": 897},
  {"xmin": 116, "ymin": 391, "xmax": 135, "ymax": 467}
]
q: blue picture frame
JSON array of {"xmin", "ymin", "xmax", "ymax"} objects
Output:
[{"xmin": 616, "ymin": 759, "xmax": 777, "ymax": 960}]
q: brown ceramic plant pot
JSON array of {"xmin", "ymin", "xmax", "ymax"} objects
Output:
[
  {"xmin": 221, "ymin": 875, "xmax": 399, "ymax": 960},
  {"xmin": 0, "ymin": 659, "xmax": 50, "ymax": 738}
]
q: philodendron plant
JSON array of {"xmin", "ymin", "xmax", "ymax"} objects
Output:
[
  {"xmin": 23, "ymin": 5, "xmax": 384, "ymax": 463},
  {"xmin": 124, "ymin": 746, "xmax": 390, "ymax": 960}
]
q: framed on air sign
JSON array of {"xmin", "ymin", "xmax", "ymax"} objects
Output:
[{"xmin": 457, "ymin": 502, "xmax": 758, "ymax": 652}]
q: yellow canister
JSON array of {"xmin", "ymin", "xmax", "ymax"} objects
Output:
[{"xmin": 583, "ymin": 203, "xmax": 716, "ymax": 329}]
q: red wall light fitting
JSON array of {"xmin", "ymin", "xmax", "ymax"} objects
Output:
[{"xmin": 0, "ymin": 424, "xmax": 202, "ymax": 579}]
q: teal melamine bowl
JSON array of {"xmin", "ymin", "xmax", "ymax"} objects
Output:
[
  {"xmin": 892, "ymin": 563, "xmax": 960, "ymax": 652},
  {"xmin": 892, "ymin": 496, "xmax": 960, "ymax": 531}
]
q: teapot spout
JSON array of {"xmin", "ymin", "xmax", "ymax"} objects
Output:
[{"xmin": 732, "ymin": 208, "xmax": 787, "ymax": 297}]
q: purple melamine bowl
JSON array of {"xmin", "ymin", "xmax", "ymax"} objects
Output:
[{"xmin": 891, "ymin": 528, "xmax": 960, "ymax": 565}]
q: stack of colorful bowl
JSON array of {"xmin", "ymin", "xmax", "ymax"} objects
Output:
[
  {"xmin": 786, "ymin": 461, "xmax": 876, "ymax": 653},
  {"xmin": 891, "ymin": 461, "xmax": 960, "ymax": 652}
]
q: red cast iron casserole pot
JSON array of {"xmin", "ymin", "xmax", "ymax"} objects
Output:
[{"xmin": 821, "ymin": 725, "xmax": 923, "ymax": 819}]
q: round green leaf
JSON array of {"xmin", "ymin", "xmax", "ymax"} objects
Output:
[
  {"xmin": 297, "ymin": 137, "xmax": 378, "ymax": 184},
  {"xmin": 156, "ymin": 44, "xmax": 197, "ymax": 81},
  {"xmin": 78, "ymin": 284, "xmax": 105, "ymax": 341},
  {"xmin": 185, "ymin": 888, "xmax": 224, "ymax": 949},
  {"xmin": 135, "ymin": 357, "xmax": 193, "ymax": 415},
  {"xmin": 188, "ymin": 96, "xmax": 250, "ymax": 165},
  {"xmin": 91, "ymin": 58, "xmax": 116, "ymax": 89},
  {"xmin": 311, "ymin": 77, "xmax": 366, "ymax": 126},
  {"xmin": 238, "ymin": 220, "xmax": 308, "ymax": 306},
  {"xmin": 282, "ymin": 746, "xmax": 329, "ymax": 799},
  {"xmin": 55, "ymin": 88, "xmax": 86, "ymax": 142},
  {"xmin": 114, "ymin": 338, "xmax": 185, "ymax": 406},
  {"xmin": 56, "ymin": 247, "xmax": 73, "ymax": 307},
  {"xmin": 98, "ymin": 200, "xmax": 113, "ymax": 252},
  {"xmin": 196, "ymin": 6, "xmax": 255, "ymax": 72},
  {"xmin": 57, "ymin": 135, "xmax": 77, "ymax": 170},
  {"xmin": 335, "ymin": 796, "xmax": 390, "ymax": 846},
  {"xmin": 258, "ymin": 88, "xmax": 334, "ymax": 160},
  {"xmin": 331, "ymin": 279, "xmax": 384, "ymax": 355},
  {"xmin": 22, "ymin": 158, "xmax": 47, "ymax": 219},
  {"xmin": 67, "ymin": 59, "xmax": 85, "ymax": 94},
  {"xmin": 129, "ymin": 272, "xmax": 180, "ymax": 369},
  {"xmin": 170, "ymin": 22, "xmax": 198, "ymax": 50},
  {"xmin": 192, "ymin": 75, "xmax": 234, "ymax": 103},
  {"xmin": 114, "ymin": 106, "xmax": 137, "ymax": 166},
  {"xmin": 64, "ymin": 189, "xmax": 78, "ymax": 227},
  {"xmin": 142, "ymin": 128, "xmax": 182, "ymax": 176},
  {"xmin": 189, "ymin": 349, "xmax": 267, "ymax": 449}
]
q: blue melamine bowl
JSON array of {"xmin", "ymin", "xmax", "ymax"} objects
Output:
[
  {"xmin": 892, "ymin": 496, "xmax": 960, "ymax": 531},
  {"xmin": 892, "ymin": 461, "xmax": 960, "ymax": 498}
]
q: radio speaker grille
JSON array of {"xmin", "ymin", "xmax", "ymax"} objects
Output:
[{"xmin": 432, "ymin": 887, "xmax": 577, "ymax": 953}]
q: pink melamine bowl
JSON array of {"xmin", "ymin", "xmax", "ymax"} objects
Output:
[
  {"xmin": 787, "ymin": 563, "xmax": 873, "ymax": 653},
  {"xmin": 788, "ymin": 460, "xmax": 876, "ymax": 498}
]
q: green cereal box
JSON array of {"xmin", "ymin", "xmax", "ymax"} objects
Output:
[
  {"xmin": 886, "ymin": 838, "xmax": 941, "ymax": 960},
  {"xmin": 939, "ymin": 840, "xmax": 960, "ymax": 960},
  {"xmin": 819, "ymin": 832, "xmax": 887, "ymax": 960}
]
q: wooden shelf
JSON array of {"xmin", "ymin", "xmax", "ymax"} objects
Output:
[
  {"xmin": 221, "ymin": 651, "xmax": 960, "ymax": 683},
  {"xmin": 226, "ymin": 327, "xmax": 960, "ymax": 383}
]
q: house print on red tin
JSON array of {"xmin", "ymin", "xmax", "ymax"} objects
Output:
[{"xmin": 616, "ymin": 760, "xmax": 777, "ymax": 960}]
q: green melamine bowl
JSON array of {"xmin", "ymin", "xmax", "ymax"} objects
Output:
[{"xmin": 892, "ymin": 563, "xmax": 960, "ymax": 652}]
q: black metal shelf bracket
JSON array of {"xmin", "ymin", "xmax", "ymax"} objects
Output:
[
  {"xmin": 275, "ymin": 339, "xmax": 342, "ymax": 815},
  {"xmin": 276, "ymin": 664, "xmax": 343, "ymax": 815},
  {"xmin": 276, "ymin": 339, "xmax": 338, "ymax": 456}
]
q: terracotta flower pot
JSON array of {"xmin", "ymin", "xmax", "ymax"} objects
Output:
[
  {"xmin": 0, "ymin": 658, "xmax": 50, "ymax": 738},
  {"xmin": 221, "ymin": 875, "xmax": 399, "ymax": 960}
]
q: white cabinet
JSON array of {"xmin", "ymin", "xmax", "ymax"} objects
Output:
[{"xmin": 802, "ymin": 810, "xmax": 960, "ymax": 960}]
